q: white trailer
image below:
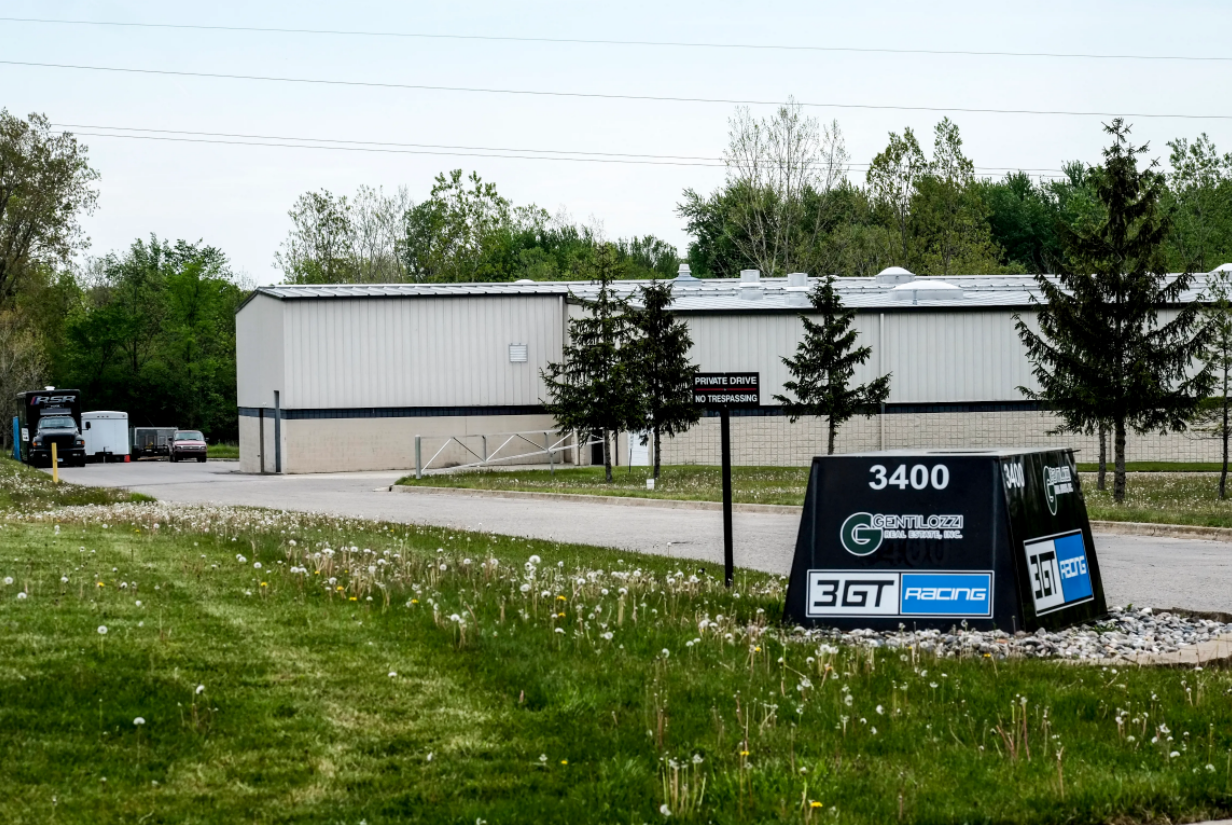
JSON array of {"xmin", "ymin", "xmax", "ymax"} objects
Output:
[{"xmin": 82, "ymin": 411, "xmax": 130, "ymax": 462}]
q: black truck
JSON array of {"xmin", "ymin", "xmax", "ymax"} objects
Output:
[{"xmin": 17, "ymin": 389, "xmax": 86, "ymax": 467}]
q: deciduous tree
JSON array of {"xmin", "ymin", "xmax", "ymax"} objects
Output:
[{"xmin": 0, "ymin": 111, "xmax": 98, "ymax": 304}]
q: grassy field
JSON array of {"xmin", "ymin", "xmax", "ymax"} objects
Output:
[
  {"xmin": 399, "ymin": 465, "xmax": 810, "ymax": 506},
  {"xmin": 206, "ymin": 443, "xmax": 239, "ymax": 460},
  {"xmin": 400, "ymin": 465, "xmax": 1232, "ymax": 528},
  {"xmin": 2, "ymin": 457, "xmax": 1231, "ymax": 823}
]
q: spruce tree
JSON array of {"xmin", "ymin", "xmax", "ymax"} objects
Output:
[
  {"xmin": 1016, "ymin": 119, "xmax": 1213, "ymax": 502},
  {"xmin": 630, "ymin": 278, "xmax": 701, "ymax": 478},
  {"xmin": 541, "ymin": 244, "xmax": 641, "ymax": 482},
  {"xmin": 774, "ymin": 275, "xmax": 891, "ymax": 454}
]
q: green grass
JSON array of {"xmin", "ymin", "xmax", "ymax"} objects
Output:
[
  {"xmin": 401, "ymin": 465, "xmax": 1232, "ymax": 528},
  {"xmin": 1077, "ymin": 462, "xmax": 1232, "ymax": 473},
  {"xmin": 399, "ymin": 465, "xmax": 810, "ymax": 506},
  {"xmin": 1083, "ymin": 472, "xmax": 1232, "ymax": 528},
  {"xmin": 207, "ymin": 443, "xmax": 239, "ymax": 460},
  {"xmin": 2, "ymin": 459, "xmax": 1231, "ymax": 823},
  {"xmin": 0, "ymin": 457, "xmax": 143, "ymax": 512}
]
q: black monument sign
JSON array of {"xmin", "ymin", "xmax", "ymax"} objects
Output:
[{"xmin": 784, "ymin": 448, "xmax": 1107, "ymax": 631}]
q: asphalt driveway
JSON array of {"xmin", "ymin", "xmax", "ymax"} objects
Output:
[{"xmin": 46, "ymin": 460, "xmax": 1232, "ymax": 613}]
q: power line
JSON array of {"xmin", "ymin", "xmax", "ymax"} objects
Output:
[
  {"xmin": 3, "ymin": 16, "xmax": 1230, "ymax": 63},
  {"xmin": 55, "ymin": 122, "xmax": 1073, "ymax": 174},
  {"xmin": 58, "ymin": 124, "xmax": 1073, "ymax": 178},
  {"xmin": 7, "ymin": 59, "xmax": 1232, "ymax": 121}
]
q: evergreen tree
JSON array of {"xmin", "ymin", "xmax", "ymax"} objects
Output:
[
  {"xmin": 1016, "ymin": 120, "xmax": 1213, "ymax": 502},
  {"xmin": 630, "ymin": 278, "xmax": 701, "ymax": 478},
  {"xmin": 773, "ymin": 275, "xmax": 891, "ymax": 454},
  {"xmin": 541, "ymin": 245, "xmax": 641, "ymax": 482}
]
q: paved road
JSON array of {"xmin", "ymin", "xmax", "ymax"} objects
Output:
[{"xmin": 48, "ymin": 461, "xmax": 1232, "ymax": 613}]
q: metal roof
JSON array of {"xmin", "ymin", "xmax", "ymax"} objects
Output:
[{"xmin": 243, "ymin": 271, "xmax": 1221, "ymax": 313}]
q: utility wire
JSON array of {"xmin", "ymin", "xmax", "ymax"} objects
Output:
[
  {"xmin": 55, "ymin": 122, "xmax": 1072, "ymax": 173},
  {"xmin": 2, "ymin": 16, "xmax": 1230, "ymax": 63},
  {"xmin": 61, "ymin": 126, "xmax": 1072, "ymax": 178},
  {"xmin": 6, "ymin": 59, "xmax": 1232, "ymax": 121}
]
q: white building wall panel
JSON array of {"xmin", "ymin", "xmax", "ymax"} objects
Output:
[
  {"xmin": 235, "ymin": 293, "xmax": 285, "ymax": 408},
  {"xmin": 279, "ymin": 296, "xmax": 563, "ymax": 409},
  {"xmin": 684, "ymin": 309, "xmax": 1043, "ymax": 405}
]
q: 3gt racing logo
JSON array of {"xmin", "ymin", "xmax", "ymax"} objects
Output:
[
  {"xmin": 839, "ymin": 512, "xmax": 965, "ymax": 556},
  {"xmin": 839, "ymin": 512, "xmax": 883, "ymax": 556},
  {"xmin": 1042, "ymin": 465, "xmax": 1075, "ymax": 515},
  {"xmin": 807, "ymin": 572, "xmax": 899, "ymax": 616},
  {"xmin": 807, "ymin": 571, "xmax": 993, "ymax": 618},
  {"xmin": 1023, "ymin": 530, "xmax": 1094, "ymax": 615}
]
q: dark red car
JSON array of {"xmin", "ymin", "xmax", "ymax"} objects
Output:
[{"xmin": 170, "ymin": 430, "xmax": 208, "ymax": 462}]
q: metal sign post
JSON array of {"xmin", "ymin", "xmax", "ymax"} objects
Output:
[{"xmin": 693, "ymin": 372, "xmax": 760, "ymax": 587}]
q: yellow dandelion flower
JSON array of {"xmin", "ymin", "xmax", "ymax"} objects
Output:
[
  {"xmin": 96, "ymin": 582, "xmax": 104, "ymax": 588},
  {"xmin": 810, "ymin": 801, "xmax": 822, "ymax": 809},
  {"xmin": 336, "ymin": 586, "xmax": 344, "ymax": 591},
  {"xmin": 349, "ymin": 597, "xmax": 357, "ymax": 601},
  {"xmin": 740, "ymin": 750, "xmax": 749, "ymax": 757},
  {"xmin": 411, "ymin": 599, "xmax": 419, "ymax": 605},
  {"xmin": 754, "ymin": 646, "xmax": 761, "ymax": 652},
  {"xmin": 556, "ymin": 595, "xmax": 566, "ymax": 601},
  {"xmin": 260, "ymin": 582, "xmax": 268, "ymax": 587},
  {"xmin": 560, "ymin": 759, "xmax": 568, "ymax": 765},
  {"xmin": 558, "ymin": 612, "xmax": 566, "ymax": 618}
]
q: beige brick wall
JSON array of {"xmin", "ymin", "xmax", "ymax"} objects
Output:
[
  {"xmin": 238, "ymin": 408, "xmax": 1224, "ymax": 474},
  {"xmin": 241, "ymin": 413, "xmax": 577, "ymax": 474},
  {"xmin": 659, "ymin": 410, "xmax": 1225, "ymax": 466}
]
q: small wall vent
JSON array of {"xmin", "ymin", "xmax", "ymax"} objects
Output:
[{"xmin": 509, "ymin": 344, "xmax": 528, "ymax": 363}]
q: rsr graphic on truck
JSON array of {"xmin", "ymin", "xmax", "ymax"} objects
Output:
[{"xmin": 17, "ymin": 389, "xmax": 86, "ymax": 467}]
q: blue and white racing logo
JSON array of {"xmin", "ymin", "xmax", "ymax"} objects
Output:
[
  {"xmin": 900, "ymin": 572, "xmax": 993, "ymax": 617},
  {"xmin": 1023, "ymin": 530, "xmax": 1094, "ymax": 615}
]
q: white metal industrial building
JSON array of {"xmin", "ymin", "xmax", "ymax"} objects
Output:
[{"xmin": 235, "ymin": 266, "xmax": 1230, "ymax": 473}]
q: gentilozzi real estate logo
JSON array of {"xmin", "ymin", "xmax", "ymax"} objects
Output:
[
  {"xmin": 839, "ymin": 512, "xmax": 965, "ymax": 556},
  {"xmin": 1042, "ymin": 465, "xmax": 1075, "ymax": 515}
]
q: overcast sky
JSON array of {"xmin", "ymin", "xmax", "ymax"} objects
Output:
[{"xmin": 4, "ymin": 0, "xmax": 1231, "ymax": 284}]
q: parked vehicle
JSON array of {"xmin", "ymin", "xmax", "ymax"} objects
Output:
[
  {"xmin": 131, "ymin": 427, "xmax": 176, "ymax": 459},
  {"xmin": 170, "ymin": 430, "xmax": 208, "ymax": 463},
  {"xmin": 82, "ymin": 411, "xmax": 130, "ymax": 462},
  {"xmin": 17, "ymin": 388, "xmax": 86, "ymax": 467}
]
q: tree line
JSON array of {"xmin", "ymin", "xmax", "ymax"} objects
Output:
[
  {"xmin": 681, "ymin": 101, "xmax": 1232, "ymax": 280},
  {"xmin": 274, "ymin": 171, "xmax": 679, "ymax": 284},
  {"xmin": 5, "ymin": 104, "xmax": 1232, "ymax": 492}
]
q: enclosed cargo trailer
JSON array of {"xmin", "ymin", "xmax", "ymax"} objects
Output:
[{"xmin": 82, "ymin": 411, "xmax": 130, "ymax": 462}]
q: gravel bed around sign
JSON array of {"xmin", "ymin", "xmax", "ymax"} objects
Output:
[{"xmin": 791, "ymin": 607, "xmax": 1232, "ymax": 662}]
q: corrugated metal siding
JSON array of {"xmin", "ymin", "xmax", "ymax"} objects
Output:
[
  {"xmin": 280, "ymin": 295, "xmax": 563, "ymax": 408},
  {"xmin": 686, "ymin": 309, "xmax": 1044, "ymax": 405},
  {"xmin": 236, "ymin": 293, "xmax": 285, "ymax": 407}
]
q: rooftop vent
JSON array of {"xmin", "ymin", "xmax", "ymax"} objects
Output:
[
  {"xmin": 1213, "ymin": 263, "xmax": 1232, "ymax": 274},
  {"xmin": 785, "ymin": 272, "xmax": 811, "ymax": 306},
  {"xmin": 875, "ymin": 266, "xmax": 915, "ymax": 286},
  {"xmin": 674, "ymin": 263, "xmax": 699, "ymax": 283},
  {"xmin": 514, "ymin": 279, "xmax": 535, "ymax": 284},
  {"xmin": 739, "ymin": 269, "xmax": 763, "ymax": 301},
  {"xmin": 890, "ymin": 279, "xmax": 963, "ymax": 304}
]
